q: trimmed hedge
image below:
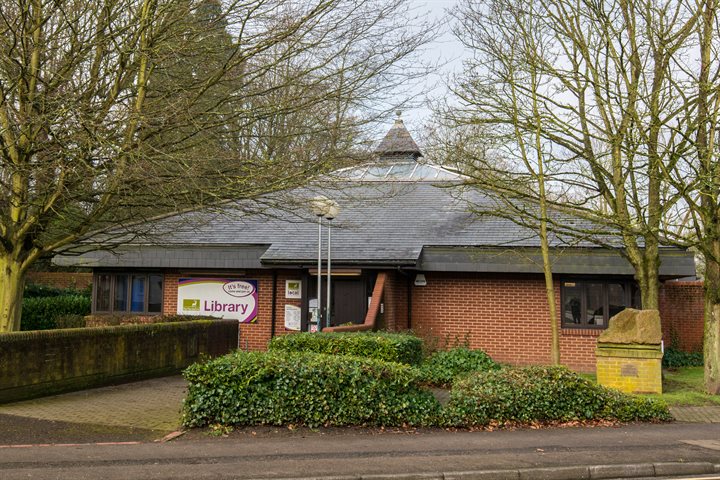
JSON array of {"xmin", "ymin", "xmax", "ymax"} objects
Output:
[
  {"xmin": 21, "ymin": 295, "xmax": 91, "ymax": 331},
  {"xmin": 182, "ymin": 351, "xmax": 440, "ymax": 428},
  {"xmin": 417, "ymin": 347, "xmax": 499, "ymax": 386},
  {"xmin": 24, "ymin": 283, "xmax": 90, "ymax": 298},
  {"xmin": 444, "ymin": 366, "xmax": 671, "ymax": 425},
  {"xmin": 267, "ymin": 332, "xmax": 423, "ymax": 365}
]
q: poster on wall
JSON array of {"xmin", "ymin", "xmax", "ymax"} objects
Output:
[
  {"xmin": 177, "ymin": 278, "xmax": 258, "ymax": 323},
  {"xmin": 285, "ymin": 280, "xmax": 301, "ymax": 299},
  {"xmin": 284, "ymin": 305, "xmax": 301, "ymax": 331}
]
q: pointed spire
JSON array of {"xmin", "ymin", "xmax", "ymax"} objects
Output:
[{"xmin": 374, "ymin": 112, "xmax": 423, "ymax": 160}]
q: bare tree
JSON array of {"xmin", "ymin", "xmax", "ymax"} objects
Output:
[
  {"xmin": 444, "ymin": 0, "xmax": 720, "ymax": 392},
  {"xmin": 659, "ymin": 0, "xmax": 720, "ymax": 394},
  {"xmin": 434, "ymin": 0, "xmax": 562, "ymax": 364},
  {"xmin": 0, "ymin": 0, "xmax": 435, "ymax": 332}
]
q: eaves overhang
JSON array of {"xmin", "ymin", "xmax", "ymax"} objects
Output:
[
  {"xmin": 53, "ymin": 244, "xmax": 270, "ymax": 270},
  {"xmin": 418, "ymin": 246, "xmax": 696, "ymax": 278}
]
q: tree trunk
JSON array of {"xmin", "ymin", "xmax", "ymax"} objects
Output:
[
  {"xmin": 540, "ymin": 231, "xmax": 560, "ymax": 365},
  {"xmin": 0, "ymin": 253, "xmax": 26, "ymax": 332},
  {"xmin": 633, "ymin": 254, "xmax": 661, "ymax": 310},
  {"xmin": 703, "ymin": 253, "xmax": 720, "ymax": 395}
]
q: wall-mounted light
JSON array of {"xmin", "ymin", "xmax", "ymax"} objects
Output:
[{"xmin": 414, "ymin": 274, "xmax": 427, "ymax": 286}]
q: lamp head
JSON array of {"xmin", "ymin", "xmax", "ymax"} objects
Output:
[
  {"xmin": 324, "ymin": 201, "xmax": 340, "ymax": 220},
  {"xmin": 311, "ymin": 196, "xmax": 329, "ymax": 217}
]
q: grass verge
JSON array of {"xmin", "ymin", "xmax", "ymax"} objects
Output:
[{"xmin": 582, "ymin": 367, "xmax": 720, "ymax": 407}]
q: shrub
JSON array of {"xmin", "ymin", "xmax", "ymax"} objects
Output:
[
  {"xmin": 267, "ymin": 331, "xmax": 423, "ymax": 365},
  {"xmin": 21, "ymin": 295, "xmax": 91, "ymax": 330},
  {"xmin": 24, "ymin": 283, "xmax": 91, "ymax": 298},
  {"xmin": 417, "ymin": 347, "xmax": 499, "ymax": 386},
  {"xmin": 601, "ymin": 389, "xmax": 673, "ymax": 422},
  {"xmin": 86, "ymin": 314, "xmax": 212, "ymax": 327},
  {"xmin": 662, "ymin": 347, "xmax": 703, "ymax": 368},
  {"xmin": 182, "ymin": 351, "xmax": 440, "ymax": 428},
  {"xmin": 444, "ymin": 366, "xmax": 671, "ymax": 426},
  {"xmin": 55, "ymin": 314, "xmax": 87, "ymax": 329}
]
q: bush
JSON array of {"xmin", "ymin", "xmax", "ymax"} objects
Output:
[
  {"xmin": 21, "ymin": 295, "xmax": 91, "ymax": 330},
  {"xmin": 417, "ymin": 347, "xmax": 499, "ymax": 386},
  {"xmin": 86, "ymin": 314, "xmax": 211, "ymax": 327},
  {"xmin": 444, "ymin": 366, "xmax": 671, "ymax": 426},
  {"xmin": 663, "ymin": 347, "xmax": 703, "ymax": 368},
  {"xmin": 55, "ymin": 314, "xmax": 87, "ymax": 329},
  {"xmin": 24, "ymin": 283, "xmax": 90, "ymax": 298},
  {"xmin": 182, "ymin": 351, "xmax": 440, "ymax": 428},
  {"xmin": 267, "ymin": 331, "xmax": 424, "ymax": 365}
]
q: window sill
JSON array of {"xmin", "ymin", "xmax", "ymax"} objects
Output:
[{"xmin": 561, "ymin": 327, "xmax": 604, "ymax": 337}]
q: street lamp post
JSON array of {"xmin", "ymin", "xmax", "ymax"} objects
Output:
[
  {"xmin": 324, "ymin": 201, "xmax": 339, "ymax": 329},
  {"xmin": 311, "ymin": 196, "xmax": 329, "ymax": 331}
]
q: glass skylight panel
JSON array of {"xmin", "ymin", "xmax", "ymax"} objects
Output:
[
  {"xmin": 387, "ymin": 162, "xmax": 416, "ymax": 179},
  {"xmin": 365, "ymin": 165, "xmax": 391, "ymax": 179}
]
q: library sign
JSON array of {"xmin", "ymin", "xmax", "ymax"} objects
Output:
[{"xmin": 177, "ymin": 278, "xmax": 258, "ymax": 323}]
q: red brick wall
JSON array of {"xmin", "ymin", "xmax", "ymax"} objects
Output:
[
  {"xmin": 659, "ymin": 280, "xmax": 704, "ymax": 352},
  {"xmin": 157, "ymin": 269, "xmax": 706, "ymax": 370},
  {"xmin": 162, "ymin": 270, "xmax": 304, "ymax": 351},
  {"xmin": 406, "ymin": 272, "xmax": 603, "ymax": 371},
  {"xmin": 401, "ymin": 273, "xmax": 706, "ymax": 372},
  {"xmin": 411, "ymin": 272, "xmax": 550, "ymax": 364},
  {"xmin": 26, "ymin": 272, "xmax": 93, "ymax": 290},
  {"xmin": 383, "ymin": 271, "xmax": 409, "ymax": 331}
]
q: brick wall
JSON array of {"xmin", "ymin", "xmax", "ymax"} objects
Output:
[
  {"xmin": 157, "ymin": 269, "xmax": 706, "ymax": 371},
  {"xmin": 406, "ymin": 272, "xmax": 601, "ymax": 370},
  {"xmin": 0, "ymin": 320, "xmax": 237, "ymax": 403},
  {"xmin": 26, "ymin": 272, "xmax": 93, "ymax": 290},
  {"xmin": 659, "ymin": 281, "xmax": 704, "ymax": 352},
  {"xmin": 402, "ymin": 273, "xmax": 705, "ymax": 373},
  {"xmin": 383, "ymin": 271, "xmax": 409, "ymax": 331},
  {"xmin": 162, "ymin": 270, "xmax": 303, "ymax": 351}
]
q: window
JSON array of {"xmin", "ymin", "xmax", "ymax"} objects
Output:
[
  {"xmin": 561, "ymin": 280, "xmax": 639, "ymax": 328},
  {"xmin": 94, "ymin": 273, "xmax": 163, "ymax": 314}
]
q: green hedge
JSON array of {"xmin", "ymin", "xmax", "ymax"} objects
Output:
[
  {"xmin": 417, "ymin": 347, "xmax": 500, "ymax": 386},
  {"xmin": 444, "ymin": 366, "xmax": 671, "ymax": 426},
  {"xmin": 663, "ymin": 347, "xmax": 703, "ymax": 368},
  {"xmin": 24, "ymin": 283, "xmax": 90, "ymax": 299},
  {"xmin": 21, "ymin": 295, "xmax": 92, "ymax": 331},
  {"xmin": 267, "ymin": 332, "xmax": 424, "ymax": 365},
  {"xmin": 182, "ymin": 351, "xmax": 440, "ymax": 428}
]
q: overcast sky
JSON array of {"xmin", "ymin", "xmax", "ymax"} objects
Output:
[{"xmin": 384, "ymin": 0, "xmax": 466, "ymax": 134}]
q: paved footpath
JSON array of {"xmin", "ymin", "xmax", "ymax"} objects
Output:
[
  {"xmin": 0, "ymin": 376, "xmax": 186, "ymax": 433},
  {"xmin": 671, "ymin": 405, "xmax": 720, "ymax": 423}
]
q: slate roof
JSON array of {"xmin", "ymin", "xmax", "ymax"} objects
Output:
[
  {"xmin": 55, "ymin": 177, "xmax": 696, "ymax": 277},
  {"xmin": 54, "ymin": 121, "xmax": 695, "ymax": 277}
]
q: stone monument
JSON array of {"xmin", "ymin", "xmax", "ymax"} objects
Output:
[{"xmin": 595, "ymin": 309, "xmax": 663, "ymax": 394}]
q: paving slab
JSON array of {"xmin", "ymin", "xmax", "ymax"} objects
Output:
[
  {"xmin": 0, "ymin": 375, "xmax": 186, "ymax": 432},
  {"xmin": 670, "ymin": 406, "xmax": 720, "ymax": 423}
]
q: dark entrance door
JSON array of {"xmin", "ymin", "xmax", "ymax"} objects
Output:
[{"xmin": 330, "ymin": 279, "xmax": 366, "ymax": 326}]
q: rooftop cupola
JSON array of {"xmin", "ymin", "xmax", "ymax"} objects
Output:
[{"xmin": 374, "ymin": 112, "xmax": 423, "ymax": 162}]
